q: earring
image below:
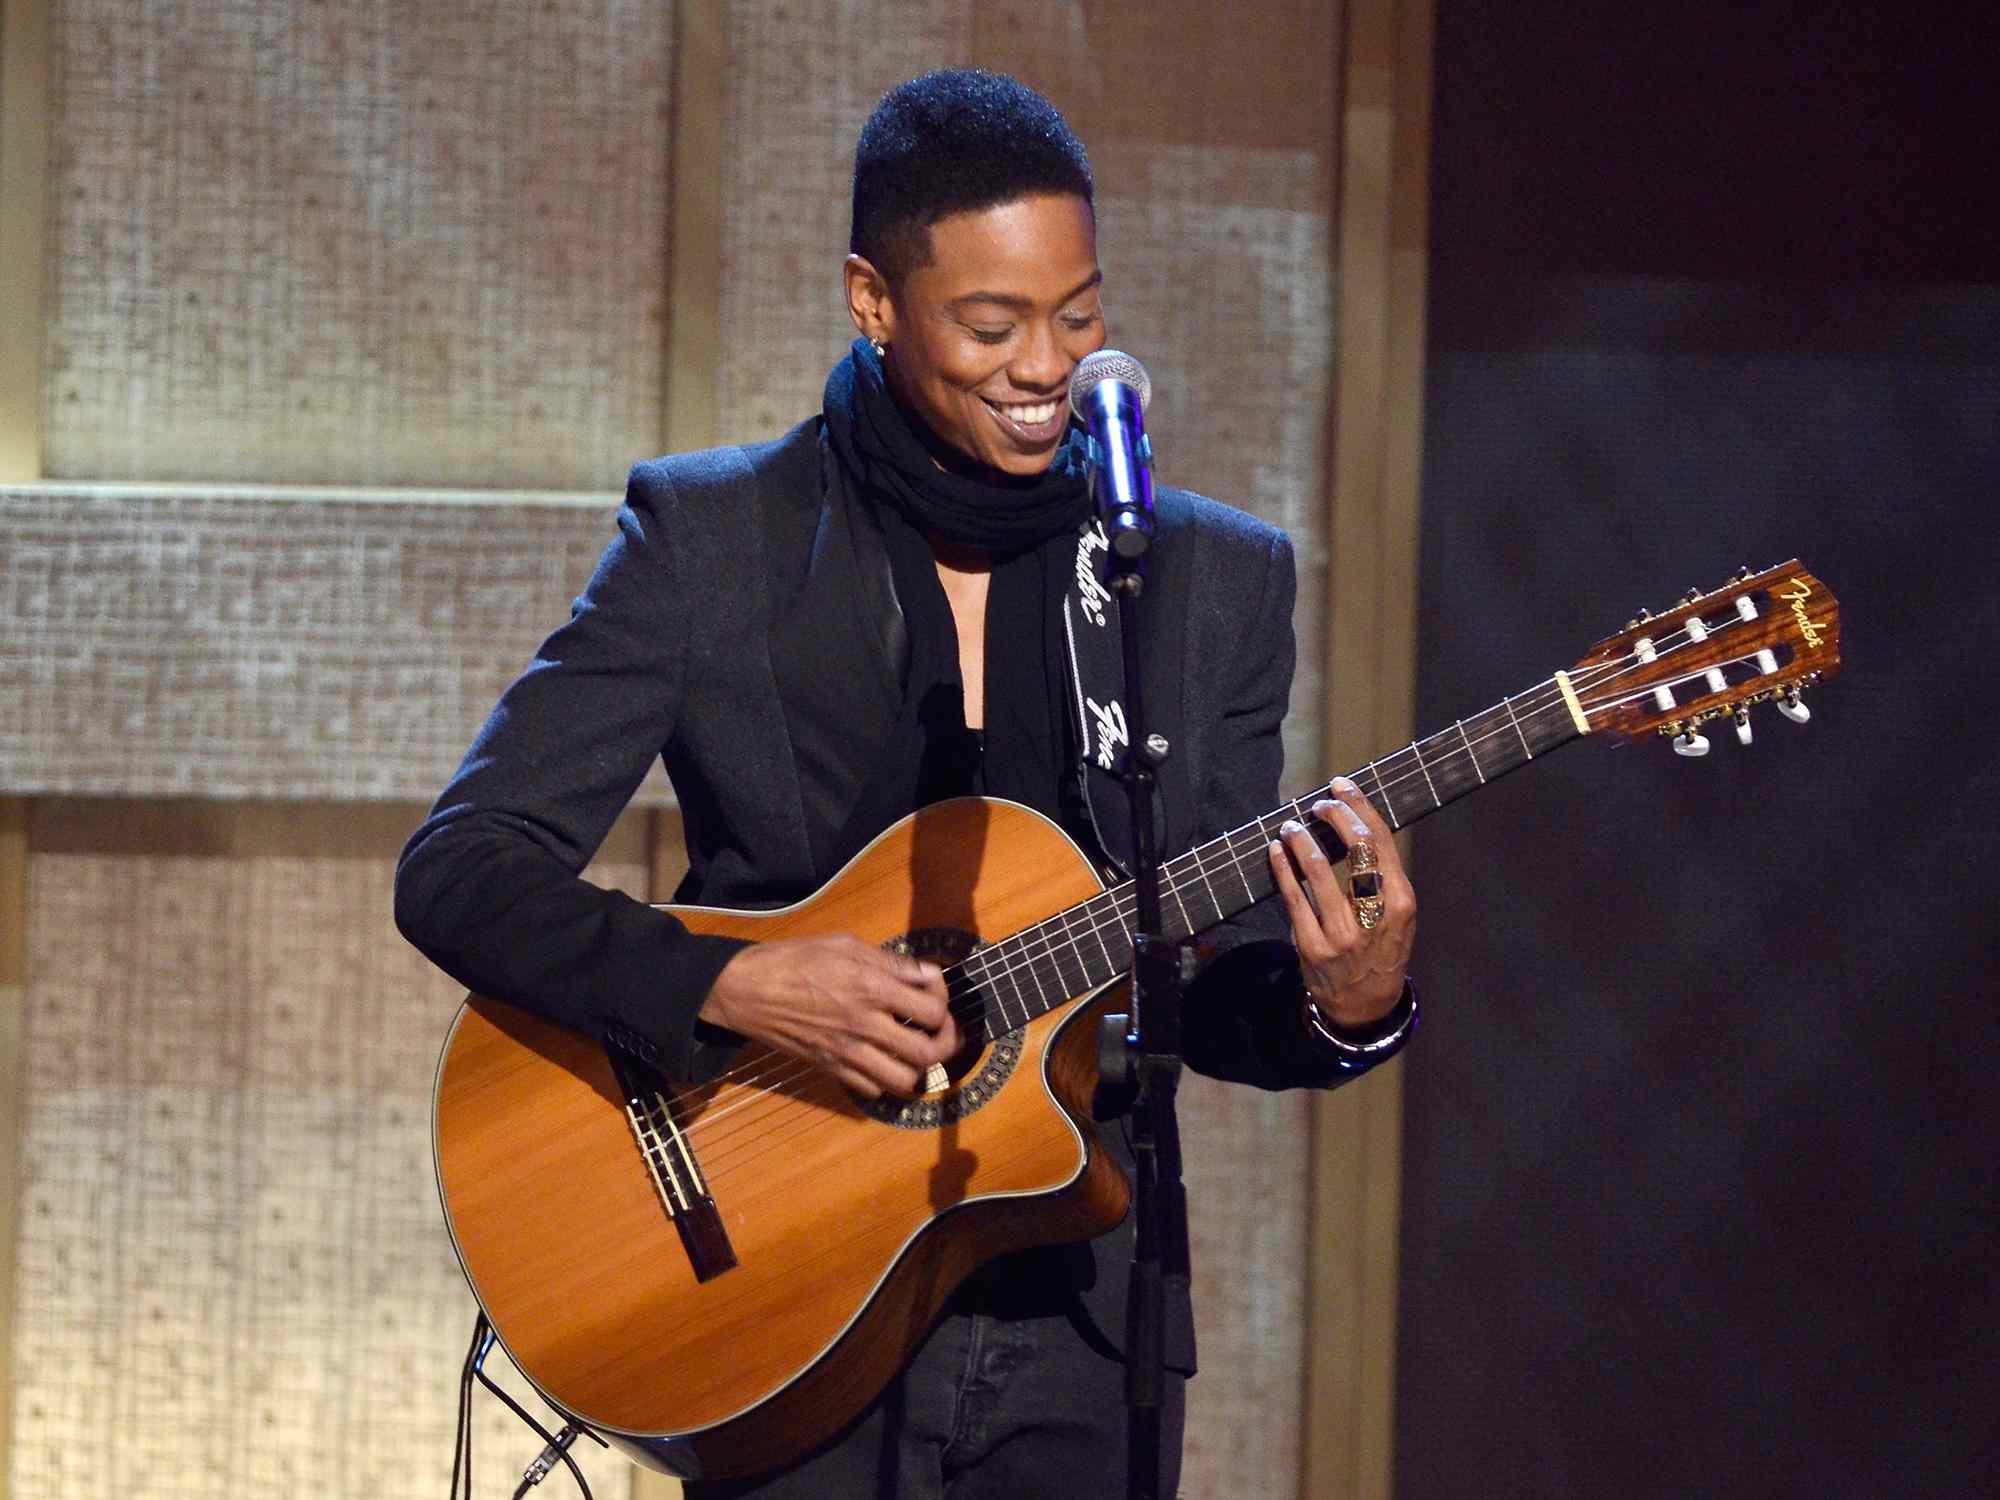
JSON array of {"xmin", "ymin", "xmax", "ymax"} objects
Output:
[{"xmin": 870, "ymin": 339, "xmax": 887, "ymax": 358}]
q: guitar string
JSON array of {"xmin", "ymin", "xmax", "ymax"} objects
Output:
[
  {"xmin": 670, "ymin": 616, "xmax": 1752, "ymax": 1162},
  {"xmin": 671, "ymin": 613, "xmax": 1767, "ymax": 1157},
  {"xmin": 665, "ymin": 586, "xmax": 1815, "ymax": 1181},
  {"xmin": 671, "ymin": 622, "xmax": 1753, "ymax": 1170},
  {"xmin": 678, "ymin": 641, "xmax": 1773, "ymax": 1179}
]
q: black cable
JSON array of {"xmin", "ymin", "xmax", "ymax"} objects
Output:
[
  {"xmin": 470, "ymin": 1360, "xmax": 595, "ymax": 1500},
  {"xmin": 451, "ymin": 1311, "xmax": 487, "ymax": 1499}
]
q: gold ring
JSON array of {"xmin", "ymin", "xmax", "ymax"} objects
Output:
[
  {"xmin": 1348, "ymin": 840, "xmax": 1379, "ymax": 875},
  {"xmin": 1352, "ymin": 894, "xmax": 1385, "ymax": 931}
]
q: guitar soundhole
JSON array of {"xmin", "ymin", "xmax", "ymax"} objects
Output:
[{"xmin": 860, "ymin": 929, "xmax": 1025, "ymax": 1131}]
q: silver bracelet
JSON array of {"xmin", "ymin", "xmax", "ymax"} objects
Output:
[{"xmin": 1302, "ymin": 977, "xmax": 1417, "ymax": 1062}]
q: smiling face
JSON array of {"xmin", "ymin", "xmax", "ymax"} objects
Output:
[{"xmin": 845, "ymin": 193, "xmax": 1106, "ymax": 477}]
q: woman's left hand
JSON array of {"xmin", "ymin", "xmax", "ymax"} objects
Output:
[{"xmin": 1266, "ymin": 775, "xmax": 1415, "ymax": 1030}]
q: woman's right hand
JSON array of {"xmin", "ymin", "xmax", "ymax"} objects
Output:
[{"xmin": 699, "ymin": 935, "xmax": 960, "ymax": 1098}]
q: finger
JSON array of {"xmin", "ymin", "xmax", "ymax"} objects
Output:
[
  {"xmin": 1329, "ymin": 775, "xmax": 1395, "ymax": 847},
  {"xmin": 862, "ymin": 1007, "xmax": 948, "ymax": 1071},
  {"xmin": 1277, "ymin": 807, "xmax": 1367, "ymax": 955},
  {"xmin": 889, "ymin": 952, "xmax": 949, "ymax": 999},
  {"xmin": 1313, "ymin": 792, "xmax": 1371, "ymax": 850},
  {"xmin": 1272, "ymin": 820, "xmax": 1325, "ymax": 919},
  {"xmin": 843, "ymin": 1044, "xmax": 924, "ymax": 1100},
  {"xmin": 1288, "ymin": 812, "xmax": 1368, "ymax": 940},
  {"xmin": 867, "ymin": 968, "xmax": 961, "ymax": 1053},
  {"xmin": 1268, "ymin": 830, "xmax": 1334, "ymax": 964},
  {"xmin": 1323, "ymin": 784, "xmax": 1416, "ymax": 933},
  {"xmin": 1326, "ymin": 780, "xmax": 1410, "ymax": 908},
  {"xmin": 1285, "ymin": 812, "xmax": 1353, "ymax": 924},
  {"xmin": 833, "ymin": 1064, "xmax": 882, "ymax": 1100}
]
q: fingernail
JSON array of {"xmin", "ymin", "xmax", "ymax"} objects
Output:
[
  {"xmin": 1311, "ymin": 798, "xmax": 1333, "ymax": 815},
  {"xmin": 1280, "ymin": 819, "xmax": 1304, "ymax": 836},
  {"xmin": 1332, "ymin": 776, "xmax": 1358, "ymax": 793}
]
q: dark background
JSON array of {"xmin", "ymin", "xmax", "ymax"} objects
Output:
[{"xmin": 1399, "ymin": 2, "xmax": 2000, "ymax": 1495}]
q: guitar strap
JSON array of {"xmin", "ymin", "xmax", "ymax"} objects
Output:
[{"xmin": 1060, "ymin": 516, "xmax": 1142, "ymax": 878}]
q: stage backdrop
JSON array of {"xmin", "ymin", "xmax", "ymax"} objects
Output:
[
  {"xmin": 3, "ymin": 2, "xmax": 1358, "ymax": 1496},
  {"xmin": 1396, "ymin": 3, "xmax": 2000, "ymax": 1495}
]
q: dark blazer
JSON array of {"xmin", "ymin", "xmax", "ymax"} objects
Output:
[{"xmin": 396, "ymin": 415, "xmax": 1353, "ymax": 1371}]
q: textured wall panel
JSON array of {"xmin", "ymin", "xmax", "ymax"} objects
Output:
[
  {"xmin": 1092, "ymin": 143, "xmax": 1335, "ymax": 791},
  {"xmin": 0, "ymin": 489, "xmax": 679, "ymax": 804},
  {"xmin": 42, "ymin": 0, "xmax": 675, "ymax": 488},
  {"xmin": 712, "ymin": 0, "xmax": 973, "ymax": 444},
  {"xmin": 9, "ymin": 810, "xmax": 647, "ymax": 1498}
]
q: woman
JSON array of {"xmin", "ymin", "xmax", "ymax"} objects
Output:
[{"xmin": 398, "ymin": 68, "xmax": 1416, "ymax": 1497}]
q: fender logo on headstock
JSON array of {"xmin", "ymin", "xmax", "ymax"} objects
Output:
[{"xmin": 1775, "ymin": 579, "xmax": 1825, "ymax": 649}]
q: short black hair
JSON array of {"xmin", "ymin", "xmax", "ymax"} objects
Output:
[{"xmin": 851, "ymin": 69, "xmax": 1094, "ymax": 287}]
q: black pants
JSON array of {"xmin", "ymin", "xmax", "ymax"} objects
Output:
[{"xmin": 685, "ymin": 1297, "xmax": 1186, "ymax": 1500}]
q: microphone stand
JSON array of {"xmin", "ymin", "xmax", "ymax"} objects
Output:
[{"xmin": 1097, "ymin": 539, "xmax": 1189, "ymax": 1500}]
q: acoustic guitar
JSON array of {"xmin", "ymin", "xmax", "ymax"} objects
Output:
[{"xmin": 431, "ymin": 559, "xmax": 1842, "ymax": 1479}]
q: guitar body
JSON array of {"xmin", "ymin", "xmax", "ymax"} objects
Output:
[{"xmin": 432, "ymin": 798, "xmax": 1132, "ymax": 1480}]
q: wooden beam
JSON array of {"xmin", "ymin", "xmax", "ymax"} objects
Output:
[
  {"xmin": 633, "ymin": 14, "xmax": 717, "ymax": 1492},
  {"xmin": 661, "ymin": 0, "xmax": 727, "ymax": 458},
  {"xmin": 632, "ymin": 0, "xmax": 720, "ymax": 1434},
  {"xmin": 0, "ymin": 798, "xmax": 28, "ymax": 1500},
  {"xmin": 631, "ymin": 805, "xmax": 692, "ymax": 1500},
  {"xmin": 1304, "ymin": 0, "xmax": 1435, "ymax": 1496},
  {"xmin": 0, "ymin": 0, "xmax": 51, "ymax": 480}
]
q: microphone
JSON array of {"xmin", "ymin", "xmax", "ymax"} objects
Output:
[{"xmin": 1068, "ymin": 350, "xmax": 1155, "ymax": 562}]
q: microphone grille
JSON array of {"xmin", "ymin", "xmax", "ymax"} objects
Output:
[{"xmin": 1068, "ymin": 349, "xmax": 1152, "ymax": 420}]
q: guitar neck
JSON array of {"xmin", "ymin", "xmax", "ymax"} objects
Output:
[{"xmin": 946, "ymin": 673, "xmax": 1588, "ymax": 1040}]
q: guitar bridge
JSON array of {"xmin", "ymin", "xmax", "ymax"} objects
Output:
[{"xmin": 605, "ymin": 1045, "xmax": 738, "ymax": 1282}]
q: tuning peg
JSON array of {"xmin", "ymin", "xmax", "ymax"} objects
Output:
[
  {"xmin": 1682, "ymin": 587, "xmax": 1703, "ymax": 604},
  {"xmin": 1776, "ymin": 689, "xmax": 1810, "ymax": 725},
  {"xmin": 1733, "ymin": 563, "xmax": 1754, "ymax": 582},
  {"xmin": 1626, "ymin": 605, "xmax": 1653, "ymax": 629},
  {"xmin": 1672, "ymin": 728, "xmax": 1711, "ymax": 757},
  {"xmin": 1733, "ymin": 709, "xmax": 1753, "ymax": 746}
]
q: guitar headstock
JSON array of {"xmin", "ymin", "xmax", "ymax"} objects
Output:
[{"xmin": 1569, "ymin": 560, "xmax": 1842, "ymax": 754}]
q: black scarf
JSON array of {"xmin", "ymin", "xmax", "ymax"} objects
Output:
[
  {"xmin": 822, "ymin": 338, "xmax": 1091, "ymax": 552},
  {"xmin": 806, "ymin": 340, "xmax": 1091, "ymax": 873}
]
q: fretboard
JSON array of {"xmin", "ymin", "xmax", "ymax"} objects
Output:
[{"xmin": 945, "ymin": 675, "xmax": 1585, "ymax": 1041}]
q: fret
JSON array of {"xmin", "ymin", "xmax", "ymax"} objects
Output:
[
  {"xmin": 1216, "ymin": 836, "xmax": 1248, "ymax": 904},
  {"xmin": 1185, "ymin": 848, "xmax": 1226, "ymax": 928},
  {"xmin": 1468, "ymin": 704, "xmax": 1530, "ymax": 779},
  {"xmin": 1046, "ymin": 911, "xmax": 1094, "ymax": 998},
  {"xmin": 1094, "ymin": 896, "xmax": 1135, "ymax": 976},
  {"xmin": 1408, "ymin": 739, "xmax": 1443, "ymax": 808},
  {"xmin": 946, "ymin": 671, "xmax": 1596, "ymax": 1025},
  {"xmin": 1162, "ymin": 860, "xmax": 1195, "ymax": 934},
  {"xmin": 1528, "ymin": 694, "xmax": 1579, "ymax": 758},
  {"xmin": 1232, "ymin": 830, "xmax": 1275, "ymax": 907},
  {"xmin": 1363, "ymin": 760, "xmax": 1400, "ymax": 829},
  {"xmin": 1456, "ymin": 718, "xmax": 1486, "ymax": 784},
  {"xmin": 993, "ymin": 949, "xmax": 1030, "ymax": 1029},
  {"xmin": 1018, "ymin": 938, "xmax": 1055, "ymax": 1011},
  {"xmin": 1082, "ymin": 894, "xmax": 1120, "ymax": 979},
  {"xmin": 1002, "ymin": 938, "xmax": 1055, "ymax": 1021},
  {"xmin": 1422, "ymin": 725, "xmax": 1481, "ymax": 805}
]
